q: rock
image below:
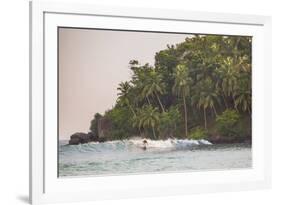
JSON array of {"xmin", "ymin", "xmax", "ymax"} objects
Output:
[
  {"xmin": 68, "ymin": 115, "xmax": 114, "ymax": 145},
  {"xmin": 68, "ymin": 131, "xmax": 105, "ymax": 145},
  {"xmin": 69, "ymin": 137, "xmax": 80, "ymax": 145},
  {"xmin": 69, "ymin": 132, "xmax": 91, "ymax": 145},
  {"xmin": 97, "ymin": 117, "xmax": 112, "ymax": 139},
  {"xmin": 70, "ymin": 134, "xmax": 80, "ymax": 140},
  {"xmin": 87, "ymin": 132, "xmax": 99, "ymax": 142},
  {"xmin": 98, "ymin": 137, "xmax": 106, "ymax": 143}
]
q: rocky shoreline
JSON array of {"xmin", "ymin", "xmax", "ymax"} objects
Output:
[
  {"xmin": 68, "ymin": 132, "xmax": 251, "ymax": 145},
  {"xmin": 68, "ymin": 132, "xmax": 106, "ymax": 145}
]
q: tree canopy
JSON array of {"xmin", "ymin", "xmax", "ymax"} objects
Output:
[{"xmin": 90, "ymin": 34, "xmax": 252, "ymax": 140}]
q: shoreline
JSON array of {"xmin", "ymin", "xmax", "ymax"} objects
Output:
[{"xmin": 66, "ymin": 133, "xmax": 251, "ymax": 145}]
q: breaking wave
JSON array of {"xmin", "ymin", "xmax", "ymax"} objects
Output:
[
  {"xmin": 58, "ymin": 138, "xmax": 252, "ymax": 177},
  {"xmin": 129, "ymin": 138, "xmax": 212, "ymax": 148},
  {"xmin": 60, "ymin": 138, "xmax": 212, "ymax": 154}
]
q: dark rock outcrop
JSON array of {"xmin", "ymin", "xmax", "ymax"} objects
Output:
[
  {"xmin": 68, "ymin": 123, "xmax": 108, "ymax": 145},
  {"xmin": 68, "ymin": 117, "xmax": 113, "ymax": 145},
  {"xmin": 69, "ymin": 132, "xmax": 92, "ymax": 145},
  {"xmin": 68, "ymin": 137, "xmax": 80, "ymax": 145},
  {"xmin": 97, "ymin": 117, "xmax": 112, "ymax": 139},
  {"xmin": 87, "ymin": 132, "xmax": 99, "ymax": 142}
]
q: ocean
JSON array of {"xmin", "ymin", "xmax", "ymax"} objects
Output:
[{"xmin": 58, "ymin": 138, "xmax": 252, "ymax": 177}]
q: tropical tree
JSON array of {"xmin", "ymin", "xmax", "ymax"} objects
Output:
[
  {"xmin": 117, "ymin": 81, "xmax": 136, "ymax": 116},
  {"xmin": 233, "ymin": 75, "xmax": 251, "ymax": 113},
  {"xmin": 130, "ymin": 64, "xmax": 153, "ymax": 106},
  {"xmin": 158, "ymin": 106, "xmax": 181, "ymax": 138},
  {"xmin": 133, "ymin": 105, "xmax": 160, "ymax": 139},
  {"xmin": 217, "ymin": 57, "xmax": 238, "ymax": 97},
  {"xmin": 141, "ymin": 69, "xmax": 166, "ymax": 112},
  {"xmin": 172, "ymin": 64, "xmax": 193, "ymax": 137},
  {"xmin": 234, "ymin": 91, "xmax": 251, "ymax": 113},
  {"xmin": 88, "ymin": 35, "xmax": 252, "ymax": 141},
  {"xmin": 192, "ymin": 77, "xmax": 219, "ymax": 129}
]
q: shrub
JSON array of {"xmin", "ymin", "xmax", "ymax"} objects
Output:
[
  {"xmin": 103, "ymin": 106, "xmax": 137, "ymax": 140},
  {"xmin": 215, "ymin": 109, "xmax": 240, "ymax": 137},
  {"xmin": 158, "ymin": 106, "xmax": 182, "ymax": 138},
  {"xmin": 189, "ymin": 127, "xmax": 207, "ymax": 140}
]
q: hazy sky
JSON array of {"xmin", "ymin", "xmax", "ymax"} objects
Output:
[{"xmin": 59, "ymin": 28, "xmax": 189, "ymax": 139}]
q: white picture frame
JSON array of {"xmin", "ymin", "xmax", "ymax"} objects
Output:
[{"xmin": 30, "ymin": 1, "xmax": 272, "ymax": 204}]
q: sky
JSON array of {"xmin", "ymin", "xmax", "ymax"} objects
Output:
[{"xmin": 59, "ymin": 28, "xmax": 189, "ymax": 139}]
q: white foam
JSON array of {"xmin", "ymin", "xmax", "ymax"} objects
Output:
[
  {"xmin": 199, "ymin": 139, "xmax": 213, "ymax": 145},
  {"xmin": 65, "ymin": 138, "xmax": 212, "ymax": 151},
  {"xmin": 129, "ymin": 138, "xmax": 212, "ymax": 149}
]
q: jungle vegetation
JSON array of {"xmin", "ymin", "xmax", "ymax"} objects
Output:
[{"xmin": 90, "ymin": 35, "xmax": 252, "ymax": 141}]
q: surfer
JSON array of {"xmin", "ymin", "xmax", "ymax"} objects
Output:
[
  {"xmin": 170, "ymin": 136, "xmax": 175, "ymax": 144},
  {"xmin": 142, "ymin": 139, "xmax": 148, "ymax": 150}
]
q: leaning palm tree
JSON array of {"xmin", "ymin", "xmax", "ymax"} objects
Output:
[
  {"xmin": 117, "ymin": 81, "xmax": 136, "ymax": 116},
  {"xmin": 172, "ymin": 64, "xmax": 193, "ymax": 138},
  {"xmin": 135, "ymin": 105, "xmax": 160, "ymax": 139},
  {"xmin": 141, "ymin": 69, "xmax": 166, "ymax": 112}
]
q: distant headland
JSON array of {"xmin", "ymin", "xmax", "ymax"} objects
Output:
[{"xmin": 68, "ymin": 35, "xmax": 252, "ymax": 146}]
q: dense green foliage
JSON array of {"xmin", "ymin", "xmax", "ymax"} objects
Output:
[
  {"xmin": 90, "ymin": 35, "xmax": 252, "ymax": 140},
  {"xmin": 215, "ymin": 109, "xmax": 240, "ymax": 137},
  {"xmin": 189, "ymin": 127, "xmax": 208, "ymax": 140}
]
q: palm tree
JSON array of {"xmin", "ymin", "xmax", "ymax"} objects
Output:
[
  {"xmin": 133, "ymin": 105, "xmax": 160, "ymax": 139},
  {"xmin": 215, "ymin": 57, "xmax": 239, "ymax": 111},
  {"xmin": 158, "ymin": 106, "xmax": 181, "ymax": 138},
  {"xmin": 192, "ymin": 77, "xmax": 219, "ymax": 129},
  {"xmin": 117, "ymin": 81, "xmax": 136, "ymax": 116},
  {"xmin": 131, "ymin": 65, "xmax": 153, "ymax": 106},
  {"xmin": 233, "ymin": 75, "xmax": 251, "ymax": 113},
  {"xmin": 234, "ymin": 91, "xmax": 251, "ymax": 113},
  {"xmin": 141, "ymin": 69, "xmax": 166, "ymax": 112},
  {"xmin": 172, "ymin": 64, "xmax": 193, "ymax": 137},
  {"xmin": 218, "ymin": 57, "xmax": 238, "ymax": 97}
]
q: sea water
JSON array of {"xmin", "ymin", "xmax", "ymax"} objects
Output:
[{"xmin": 59, "ymin": 138, "xmax": 252, "ymax": 177}]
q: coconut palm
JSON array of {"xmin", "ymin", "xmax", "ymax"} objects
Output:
[
  {"xmin": 217, "ymin": 57, "xmax": 238, "ymax": 97},
  {"xmin": 141, "ymin": 69, "xmax": 166, "ymax": 112},
  {"xmin": 233, "ymin": 75, "xmax": 251, "ymax": 113},
  {"xmin": 131, "ymin": 65, "xmax": 153, "ymax": 106},
  {"xmin": 172, "ymin": 64, "xmax": 193, "ymax": 138},
  {"xmin": 133, "ymin": 105, "xmax": 160, "ymax": 139},
  {"xmin": 234, "ymin": 91, "xmax": 251, "ymax": 113},
  {"xmin": 192, "ymin": 77, "xmax": 219, "ymax": 129},
  {"xmin": 117, "ymin": 81, "xmax": 136, "ymax": 116},
  {"xmin": 214, "ymin": 57, "xmax": 240, "ymax": 111}
]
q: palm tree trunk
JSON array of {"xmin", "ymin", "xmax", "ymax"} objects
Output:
[
  {"xmin": 232, "ymin": 95, "xmax": 239, "ymax": 111},
  {"xmin": 222, "ymin": 94, "xmax": 229, "ymax": 109},
  {"xmin": 155, "ymin": 93, "xmax": 165, "ymax": 112},
  {"xmin": 204, "ymin": 108, "xmax": 207, "ymax": 129},
  {"xmin": 129, "ymin": 104, "xmax": 142, "ymax": 136},
  {"xmin": 234, "ymin": 37, "xmax": 241, "ymax": 65},
  {"xmin": 212, "ymin": 105, "xmax": 218, "ymax": 117},
  {"xmin": 146, "ymin": 96, "xmax": 151, "ymax": 105},
  {"xmin": 183, "ymin": 95, "xmax": 188, "ymax": 138},
  {"xmin": 127, "ymin": 103, "xmax": 136, "ymax": 116},
  {"xmin": 152, "ymin": 127, "xmax": 157, "ymax": 139}
]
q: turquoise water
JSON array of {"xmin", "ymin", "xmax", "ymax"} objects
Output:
[{"xmin": 58, "ymin": 139, "xmax": 252, "ymax": 177}]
